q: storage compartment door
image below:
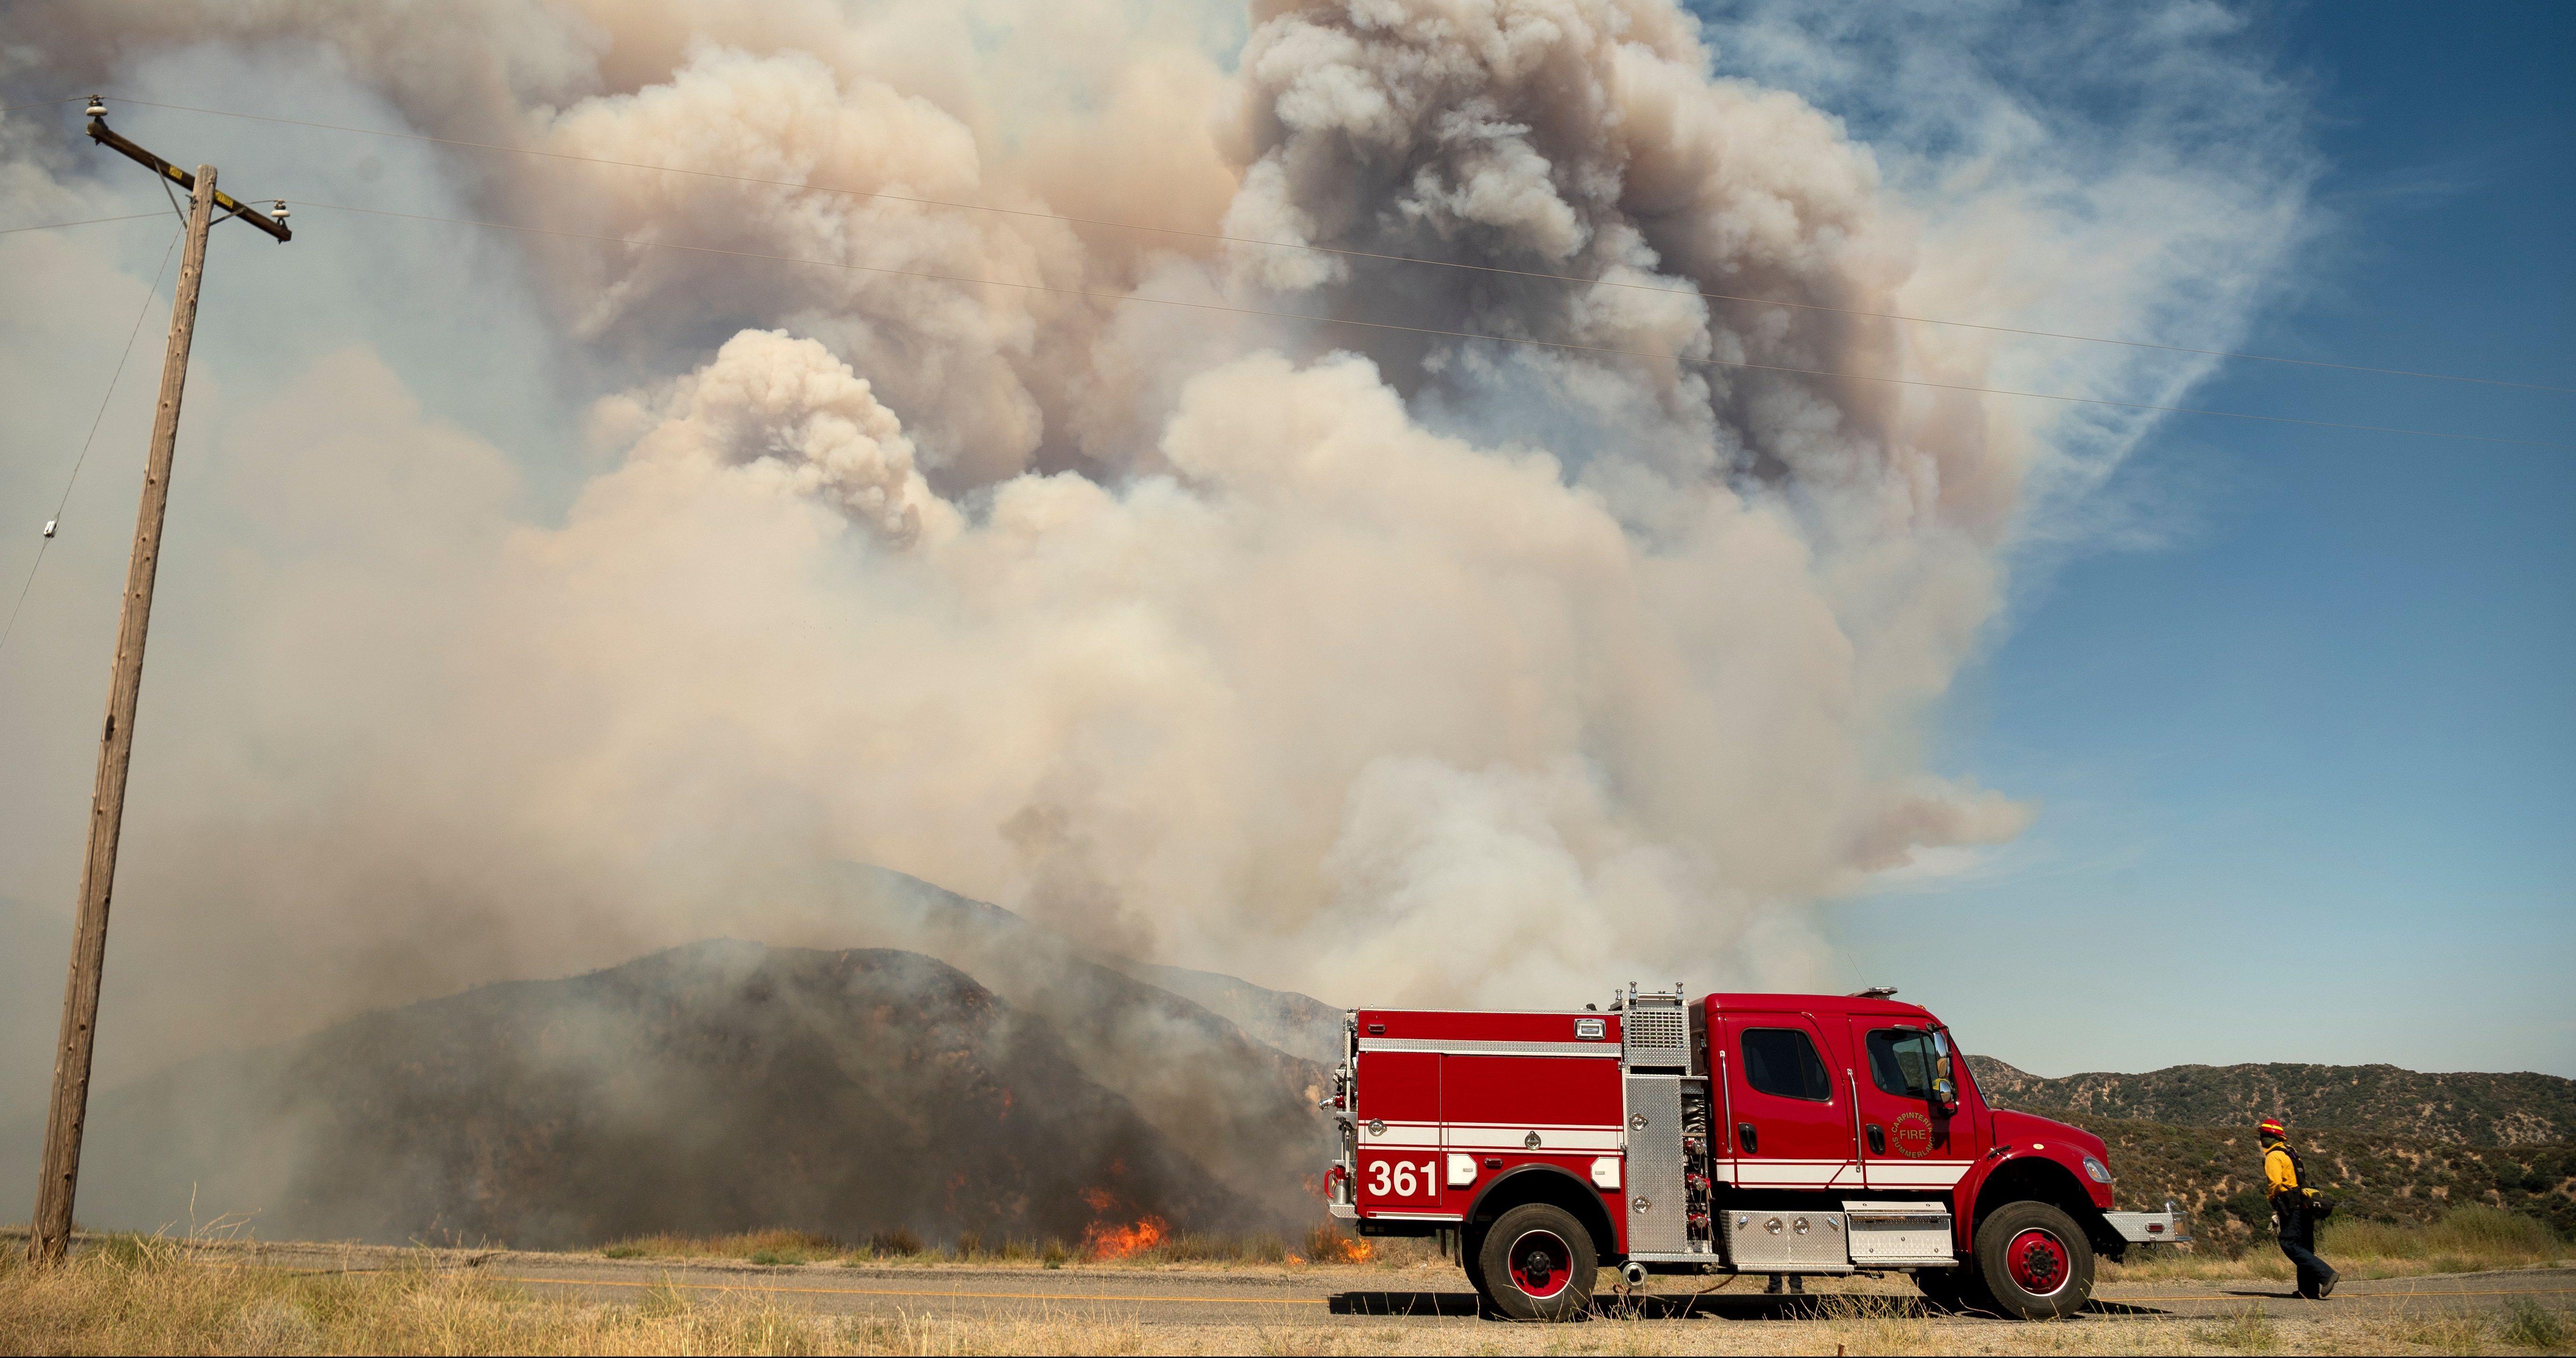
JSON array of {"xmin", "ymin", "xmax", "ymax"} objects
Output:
[{"xmin": 1623, "ymin": 1074, "xmax": 1685, "ymax": 1253}]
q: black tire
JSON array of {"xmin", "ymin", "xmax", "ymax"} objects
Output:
[
  {"xmin": 1462, "ymin": 1226, "xmax": 1488, "ymax": 1300},
  {"xmin": 1475, "ymin": 1203, "xmax": 1597, "ymax": 1321},
  {"xmin": 1913, "ymin": 1266, "xmax": 1996, "ymax": 1315},
  {"xmin": 1973, "ymin": 1200, "xmax": 2095, "ymax": 1321}
]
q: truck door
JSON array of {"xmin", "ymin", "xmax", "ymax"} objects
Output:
[
  {"xmin": 1352, "ymin": 1050, "xmax": 1447, "ymax": 1217},
  {"xmin": 1846, "ymin": 1018, "xmax": 1978, "ymax": 1193},
  {"xmin": 1716, "ymin": 1013, "xmax": 1859, "ymax": 1190}
]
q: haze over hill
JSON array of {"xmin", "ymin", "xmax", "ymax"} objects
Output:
[
  {"xmin": 2, "ymin": 867, "xmax": 1342, "ymax": 1244},
  {"xmin": 804, "ymin": 865, "xmax": 1336, "ymax": 1222},
  {"xmin": 16, "ymin": 942, "xmax": 1249, "ymax": 1247}
]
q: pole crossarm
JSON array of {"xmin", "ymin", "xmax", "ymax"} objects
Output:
[{"xmin": 86, "ymin": 118, "xmax": 291, "ymax": 242}]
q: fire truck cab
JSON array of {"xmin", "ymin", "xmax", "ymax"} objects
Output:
[{"xmin": 1323, "ymin": 985, "xmax": 2185, "ymax": 1320}]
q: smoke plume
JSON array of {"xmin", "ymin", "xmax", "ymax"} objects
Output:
[{"xmin": 0, "ymin": 0, "xmax": 2310, "ymax": 1112}]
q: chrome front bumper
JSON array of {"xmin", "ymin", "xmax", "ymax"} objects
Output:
[{"xmin": 2103, "ymin": 1202, "xmax": 2191, "ymax": 1245}]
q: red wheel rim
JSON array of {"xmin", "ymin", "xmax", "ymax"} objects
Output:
[
  {"xmin": 2006, "ymin": 1226, "xmax": 2071, "ymax": 1297},
  {"xmin": 1507, "ymin": 1228, "xmax": 1573, "ymax": 1300}
]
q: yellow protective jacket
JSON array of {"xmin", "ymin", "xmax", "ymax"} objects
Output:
[
  {"xmin": 2265, "ymin": 1145, "xmax": 2298, "ymax": 1196},
  {"xmin": 2265, "ymin": 1142, "xmax": 2319, "ymax": 1204}
]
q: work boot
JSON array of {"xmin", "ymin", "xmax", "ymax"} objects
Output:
[
  {"xmin": 2317, "ymin": 1269, "xmax": 2338, "ymax": 1299},
  {"xmin": 1765, "ymin": 1274, "xmax": 1783, "ymax": 1295}
]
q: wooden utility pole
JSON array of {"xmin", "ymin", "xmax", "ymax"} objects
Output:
[{"xmin": 27, "ymin": 103, "xmax": 289, "ymax": 1267}]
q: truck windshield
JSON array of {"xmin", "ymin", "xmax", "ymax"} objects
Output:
[{"xmin": 1866, "ymin": 1028, "xmax": 1939, "ymax": 1100}]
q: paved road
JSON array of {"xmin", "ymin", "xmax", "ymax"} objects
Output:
[{"xmin": 200, "ymin": 1240, "xmax": 2573, "ymax": 1328}]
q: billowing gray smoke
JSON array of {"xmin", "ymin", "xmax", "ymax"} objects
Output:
[{"xmin": 0, "ymin": 0, "xmax": 2309, "ymax": 1183}]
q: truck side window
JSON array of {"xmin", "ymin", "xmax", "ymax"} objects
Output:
[
  {"xmin": 1866, "ymin": 1028, "xmax": 1938, "ymax": 1100},
  {"xmin": 1741, "ymin": 1027, "xmax": 1832, "ymax": 1102}
]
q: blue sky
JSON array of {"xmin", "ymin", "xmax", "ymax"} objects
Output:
[{"xmin": 1827, "ymin": 2, "xmax": 2576, "ymax": 1077}]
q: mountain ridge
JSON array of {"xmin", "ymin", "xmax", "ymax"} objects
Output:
[{"xmin": 1970, "ymin": 1055, "xmax": 2576, "ymax": 1146}]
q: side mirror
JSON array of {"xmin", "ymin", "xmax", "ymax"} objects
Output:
[{"xmin": 1930, "ymin": 1029, "xmax": 1959, "ymax": 1110}]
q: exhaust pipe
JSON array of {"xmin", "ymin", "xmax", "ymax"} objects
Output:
[{"xmin": 1622, "ymin": 1261, "xmax": 1648, "ymax": 1288}]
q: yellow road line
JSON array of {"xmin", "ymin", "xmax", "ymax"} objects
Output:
[{"xmin": 491, "ymin": 1274, "xmax": 1331, "ymax": 1306}]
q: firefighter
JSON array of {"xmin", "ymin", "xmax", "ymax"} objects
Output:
[{"xmin": 2260, "ymin": 1116, "xmax": 2338, "ymax": 1298}]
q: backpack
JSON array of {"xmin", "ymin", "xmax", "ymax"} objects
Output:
[{"xmin": 2273, "ymin": 1140, "xmax": 2336, "ymax": 1219}]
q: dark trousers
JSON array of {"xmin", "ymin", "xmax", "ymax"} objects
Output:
[{"xmin": 2275, "ymin": 1200, "xmax": 2333, "ymax": 1296}]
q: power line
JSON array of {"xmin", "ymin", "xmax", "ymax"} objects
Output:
[
  {"xmin": 111, "ymin": 95, "xmax": 2573, "ymax": 396},
  {"xmin": 0, "ymin": 96, "xmax": 88, "ymax": 114},
  {"xmin": 0, "ymin": 228, "xmax": 183, "ymax": 658},
  {"xmin": 293, "ymin": 199, "xmax": 2573, "ymax": 451},
  {"xmin": 0, "ymin": 211, "xmax": 165, "ymax": 235}
]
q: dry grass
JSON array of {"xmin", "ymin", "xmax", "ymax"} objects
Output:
[
  {"xmin": 5, "ymin": 1238, "xmax": 2571, "ymax": 1356},
  {"xmin": 2506, "ymin": 1297, "xmax": 2572, "ymax": 1351},
  {"xmin": 2194, "ymin": 1303, "xmax": 2284, "ymax": 1352},
  {"xmin": 1, "ymin": 1234, "xmax": 871, "ymax": 1356},
  {"xmin": 602, "ymin": 1228, "xmax": 850, "ymax": 1264},
  {"xmin": 2108, "ymin": 1206, "xmax": 2570, "ymax": 1283},
  {"xmin": 10, "ymin": 1223, "xmax": 2572, "ymax": 1356},
  {"xmin": 592, "ymin": 1224, "xmax": 1425, "ymax": 1272}
]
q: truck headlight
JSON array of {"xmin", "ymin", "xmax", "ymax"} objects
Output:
[{"xmin": 2082, "ymin": 1155, "xmax": 2113, "ymax": 1185}]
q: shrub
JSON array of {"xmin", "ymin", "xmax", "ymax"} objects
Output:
[{"xmin": 864, "ymin": 1227, "xmax": 924, "ymax": 1258}]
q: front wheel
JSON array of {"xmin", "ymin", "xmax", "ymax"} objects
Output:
[
  {"xmin": 1973, "ymin": 1201, "xmax": 2095, "ymax": 1320},
  {"xmin": 1475, "ymin": 1203, "xmax": 1597, "ymax": 1321}
]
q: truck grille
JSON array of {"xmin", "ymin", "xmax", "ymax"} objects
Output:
[{"xmin": 1623, "ymin": 1005, "xmax": 1689, "ymax": 1065}]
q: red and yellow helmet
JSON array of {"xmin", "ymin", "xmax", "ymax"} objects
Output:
[{"xmin": 2258, "ymin": 1117, "xmax": 2286, "ymax": 1139}]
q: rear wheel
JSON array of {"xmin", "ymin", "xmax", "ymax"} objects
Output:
[
  {"xmin": 1973, "ymin": 1201, "xmax": 2094, "ymax": 1320},
  {"xmin": 1475, "ymin": 1203, "xmax": 1597, "ymax": 1321}
]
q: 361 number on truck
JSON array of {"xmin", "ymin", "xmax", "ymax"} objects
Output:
[{"xmin": 1323, "ymin": 985, "xmax": 2186, "ymax": 1320}]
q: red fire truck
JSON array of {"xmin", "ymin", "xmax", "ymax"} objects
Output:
[{"xmin": 1323, "ymin": 985, "xmax": 2185, "ymax": 1320}]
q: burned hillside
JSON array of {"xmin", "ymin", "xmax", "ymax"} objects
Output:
[
  {"xmin": 47, "ymin": 942, "xmax": 1245, "ymax": 1248},
  {"xmin": 801, "ymin": 865, "xmax": 1339, "ymax": 1225}
]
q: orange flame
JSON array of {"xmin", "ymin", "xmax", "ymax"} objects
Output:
[
  {"xmin": 1329, "ymin": 1234, "xmax": 1373, "ymax": 1263},
  {"xmin": 1081, "ymin": 1214, "xmax": 1168, "ymax": 1260}
]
